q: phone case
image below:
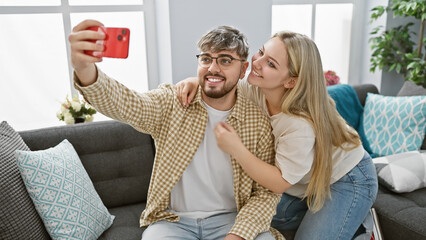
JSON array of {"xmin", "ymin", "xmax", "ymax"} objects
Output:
[{"xmin": 85, "ymin": 26, "xmax": 130, "ymax": 59}]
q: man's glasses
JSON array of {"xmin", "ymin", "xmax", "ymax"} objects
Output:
[{"xmin": 196, "ymin": 54, "xmax": 244, "ymax": 69}]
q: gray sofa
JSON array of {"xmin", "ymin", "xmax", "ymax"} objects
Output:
[
  {"xmin": 352, "ymin": 84, "xmax": 426, "ymax": 240},
  {"xmin": 6, "ymin": 84, "xmax": 425, "ymax": 240},
  {"xmin": 18, "ymin": 120, "xmax": 153, "ymax": 240}
]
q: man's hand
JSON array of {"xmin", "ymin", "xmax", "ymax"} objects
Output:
[
  {"xmin": 224, "ymin": 233, "xmax": 244, "ymax": 240},
  {"xmin": 68, "ymin": 19, "xmax": 105, "ymax": 86}
]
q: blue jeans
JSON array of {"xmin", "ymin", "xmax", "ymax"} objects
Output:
[
  {"xmin": 142, "ymin": 212, "xmax": 274, "ymax": 240},
  {"xmin": 272, "ymin": 152, "xmax": 378, "ymax": 240}
]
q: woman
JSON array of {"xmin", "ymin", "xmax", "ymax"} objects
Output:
[{"xmin": 176, "ymin": 31, "xmax": 378, "ymax": 239}]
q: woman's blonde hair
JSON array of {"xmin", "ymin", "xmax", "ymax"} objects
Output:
[{"xmin": 273, "ymin": 31, "xmax": 361, "ymax": 212}]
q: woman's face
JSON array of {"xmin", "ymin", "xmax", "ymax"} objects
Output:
[{"xmin": 247, "ymin": 37, "xmax": 293, "ymax": 90}]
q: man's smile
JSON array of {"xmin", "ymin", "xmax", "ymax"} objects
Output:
[{"xmin": 205, "ymin": 75, "xmax": 225, "ymax": 84}]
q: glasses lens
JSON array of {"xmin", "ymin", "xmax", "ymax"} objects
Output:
[
  {"xmin": 198, "ymin": 55, "xmax": 212, "ymax": 68},
  {"xmin": 197, "ymin": 55, "xmax": 237, "ymax": 69},
  {"xmin": 217, "ymin": 57, "xmax": 233, "ymax": 67}
]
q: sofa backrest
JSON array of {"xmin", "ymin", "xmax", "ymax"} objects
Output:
[
  {"xmin": 19, "ymin": 120, "xmax": 155, "ymax": 208},
  {"xmin": 352, "ymin": 84, "xmax": 379, "ymax": 107}
]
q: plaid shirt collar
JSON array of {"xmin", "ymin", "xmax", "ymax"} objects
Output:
[{"xmin": 191, "ymin": 83, "xmax": 246, "ymax": 124}]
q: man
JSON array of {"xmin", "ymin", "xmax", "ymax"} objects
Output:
[{"xmin": 69, "ymin": 19, "xmax": 283, "ymax": 240}]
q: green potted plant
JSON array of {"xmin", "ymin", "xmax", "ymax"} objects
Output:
[{"xmin": 369, "ymin": 0, "xmax": 425, "ymax": 87}]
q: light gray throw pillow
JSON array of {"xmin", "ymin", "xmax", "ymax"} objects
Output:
[{"xmin": 373, "ymin": 151, "xmax": 426, "ymax": 193}]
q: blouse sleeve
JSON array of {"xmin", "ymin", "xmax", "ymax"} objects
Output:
[{"xmin": 274, "ymin": 116, "xmax": 316, "ymax": 184}]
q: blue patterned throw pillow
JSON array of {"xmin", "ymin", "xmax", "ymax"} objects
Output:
[
  {"xmin": 363, "ymin": 93, "xmax": 426, "ymax": 157},
  {"xmin": 15, "ymin": 139, "xmax": 114, "ymax": 240}
]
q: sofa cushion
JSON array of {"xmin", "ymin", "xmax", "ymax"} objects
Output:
[
  {"xmin": 0, "ymin": 121, "xmax": 50, "ymax": 240},
  {"xmin": 372, "ymin": 186, "xmax": 426, "ymax": 240},
  {"xmin": 397, "ymin": 81, "xmax": 426, "ymax": 150},
  {"xmin": 16, "ymin": 139, "xmax": 115, "ymax": 240},
  {"xmin": 99, "ymin": 203, "xmax": 146, "ymax": 240},
  {"xmin": 363, "ymin": 93, "xmax": 426, "ymax": 156},
  {"xmin": 397, "ymin": 81, "xmax": 426, "ymax": 97},
  {"xmin": 373, "ymin": 151, "xmax": 426, "ymax": 193},
  {"xmin": 19, "ymin": 120, "xmax": 155, "ymax": 208}
]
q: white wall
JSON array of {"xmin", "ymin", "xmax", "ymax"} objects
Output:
[
  {"xmin": 155, "ymin": 0, "xmax": 272, "ymax": 84},
  {"xmin": 153, "ymin": 0, "xmax": 413, "ymax": 96},
  {"xmin": 357, "ymin": 0, "xmax": 388, "ymax": 91}
]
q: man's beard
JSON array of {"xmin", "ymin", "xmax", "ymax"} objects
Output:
[{"xmin": 200, "ymin": 74, "xmax": 238, "ymax": 99}]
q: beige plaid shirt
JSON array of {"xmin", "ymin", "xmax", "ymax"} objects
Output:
[{"xmin": 74, "ymin": 69, "xmax": 284, "ymax": 240}]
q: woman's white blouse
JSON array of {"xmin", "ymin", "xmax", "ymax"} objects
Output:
[{"xmin": 238, "ymin": 78, "xmax": 364, "ymax": 198}]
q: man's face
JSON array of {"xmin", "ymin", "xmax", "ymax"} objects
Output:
[{"xmin": 197, "ymin": 50, "xmax": 248, "ymax": 99}]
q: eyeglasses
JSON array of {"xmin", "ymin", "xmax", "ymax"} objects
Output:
[{"xmin": 196, "ymin": 54, "xmax": 244, "ymax": 69}]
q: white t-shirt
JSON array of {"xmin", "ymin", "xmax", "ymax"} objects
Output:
[
  {"xmin": 169, "ymin": 101, "xmax": 237, "ymax": 219},
  {"xmin": 238, "ymin": 78, "xmax": 364, "ymax": 198}
]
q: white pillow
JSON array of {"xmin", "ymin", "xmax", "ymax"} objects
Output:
[
  {"xmin": 15, "ymin": 139, "xmax": 115, "ymax": 240},
  {"xmin": 373, "ymin": 151, "xmax": 426, "ymax": 193}
]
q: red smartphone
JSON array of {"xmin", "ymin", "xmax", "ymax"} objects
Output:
[{"xmin": 85, "ymin": 26, "xmax": 130, "ymax": 59}]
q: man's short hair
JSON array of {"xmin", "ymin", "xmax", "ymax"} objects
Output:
[{"xmin": 197, "ymin": 26, "xmax": 249, "ymax": 60}]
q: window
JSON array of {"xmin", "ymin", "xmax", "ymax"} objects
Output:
[
  {"xmin": 0, "ymin": 0, "xmax": 151, "ymax": 131},
  {"xmin": 272, "ymin": 0, "xmax": 362, "ymax": 84}
]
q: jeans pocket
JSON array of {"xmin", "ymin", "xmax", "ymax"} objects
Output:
[
  {"xmin": 355, "ymin": 155, "xmax": 377, "ymax": 181},
  {"xmin": 360, "ymin": 164, "xmax": 378, "ymax": 201},
  {"xmin": 348, "ymin": 156, "xmax": 378, "ymax": 202}
]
